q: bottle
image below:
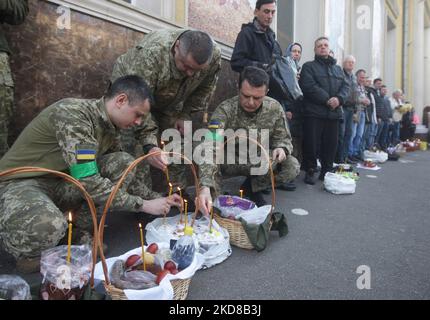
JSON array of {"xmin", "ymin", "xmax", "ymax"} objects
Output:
[{"xmin": 171, "ymin": 226, "xmax": 195, "ymax": 271}]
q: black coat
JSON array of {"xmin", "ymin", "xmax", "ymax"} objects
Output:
[
  {"xmin": 299, "ymin": 55, "xmax": 350, "ymax": 120},
  {"xmin": 230, "ymin": 20, "xmax": 282, "ymax": 73}
]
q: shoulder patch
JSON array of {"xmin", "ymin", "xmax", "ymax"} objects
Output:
[
  {"xmin": 76, "ymin": 145, "xmax": 96, "ymax": 161},
  {"xmin": 208, "ymin": 120, "xmax": 221, "ymax": 130}
]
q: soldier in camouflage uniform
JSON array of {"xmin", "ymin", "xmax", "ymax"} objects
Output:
[
  {"xmin": 111, "ymin": 29, "xmax": 221, "ymax": 197},
  {"xmin": 0, "ymin": 76, "xmax": 181, "ymax": 271},
  {"xmin": 0, "ymin": 0, "xmax": 29, "ymax": 157},
  {"xmin": 197, "ymin": 67, "xmax": 300, "ymax": 214}
]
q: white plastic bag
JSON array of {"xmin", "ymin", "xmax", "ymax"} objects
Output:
[
  {"xmin": 145, "ymin": 214, "xmax": 231, "ymax": 270},
  {"xmin": 324, "ymin": 172, "xmax": 356, "ymax": 195},
  {"xmin": 0, "ymin": 275, "xmax": 31, "ymax": 300},
  {"xmin": 363, "ymin": 150, "xmax": 388, "ymax": 163},
  {"xmin": 236, "ymin": 205, "xmax": 272, "ymax": 225},
  {"xmin": 93, "ymin": 243, "xmax": 204, "ymax": 300}
]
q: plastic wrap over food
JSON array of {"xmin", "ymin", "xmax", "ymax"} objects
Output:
[
  {"xmin": 145, "ymin": 214, "xmax": 231, "ymax": 269},
  {"xmin": 214, "ymin": 196, "xmax": 256, "ymax": 220},
  {"xmin": 0, "ymin": 275, "xmax": 32, "ymax": 300},
  {"xmin": 40, "ymin": 245, "xmax": 92, "ymax": 290}
]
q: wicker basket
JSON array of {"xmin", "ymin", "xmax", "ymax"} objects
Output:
[
  {"xmin": 0, "ymin": 167, "xmax": 100, "ymax": 289},
  {"xmin": 98, "ymin": 151, "xmax": 200, "ymax": 300},
  {"xmin": 213, "ymin": 134, "xmax": 276, "ymax": 250},
  {"xmin": 214, "ymin": 210, "xmax": 273, "ymax": 250}
]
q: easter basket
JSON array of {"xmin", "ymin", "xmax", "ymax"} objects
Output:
[
  {"xmin": 213, "ymin": 135, "xmax": 275, "ymax": 250},
  {"xmin": 0, "ymin": 167, "xmax": 100, "ymax": 300},
  {"xmin": 97, "ymin": 151, "xmax": 202, "ymax": 300},
  {"xmin": 94, "ymin": 243, "xmax": 203, "ymax": 300}
]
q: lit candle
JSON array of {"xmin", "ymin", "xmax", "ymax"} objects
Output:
[
  {"xmin": 209, "ymin": 206, "xmax": 213, "ymax": 233},
  {"xmin": 177, "ymin": 187, "xmax": 183, "ymax": 224},
  {"xmin": 139, "ymin": 223, "xmax": 146, "ymax": 271},
  {"xmin": 168, "ymin": 183, "xmax": 173, "ymax": 197},
  {"xmin": 66, "ymin": 212, "xmax": 72, "ymax": 264},
  {"xmin": 184, "ymin": 199, "xmax": 188, "ymax": 227},
  {"xmin": 240, "ymin": 189, "xmax": 244, "ymax": 198}
]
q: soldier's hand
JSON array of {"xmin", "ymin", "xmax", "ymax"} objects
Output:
[
  {"xmin": 197, "ymin": 187, "xmax": 212, "ymax": 216},
  {"xmin": 140, "ymin": 194, "xmax": 182, "ymax": 216},
  {"xmin": 146, "ymin": 147, "xmax": 168, "ymax": 171},
  {"xmin": 286, "ymin": 112, "xmax": 293, "ymax": 120},
  {"xmin": 272, "ymin": 148, "xmax": 287, "ymax": 163},
  {"xmin": 175, "ymin": 119, "xmax": 185, "ymax": 136}
]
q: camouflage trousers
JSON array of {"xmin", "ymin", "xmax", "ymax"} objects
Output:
[
  {"xmin": 215, "ymin": 154, "xmax": 300, "ymax": 195},
  {"xmin": 0, "ymin": 152, "xmax": 154, "ymax": 259},
  {"xmin": 0, "ymin": 52, "xmax": 14, "ymax": 158}
]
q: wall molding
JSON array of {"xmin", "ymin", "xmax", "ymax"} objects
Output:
[{"xmin": 46, "ymin": 0, "xmax": 233, "ymax": 60}]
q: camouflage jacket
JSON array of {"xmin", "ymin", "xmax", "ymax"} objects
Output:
[
  {"xmin": 112, "ymin": 29, "xmax": 221, "ymax": 145},
  {"xmin": 0, "ymin": 98, "xmax": 144, "ymax": 212},
  {"xmin": 0, "ymin": 0, "xmax": 29, "ymax": 54},
  {"xmin": 198, "ymin": 96, "xmax": 293, "ymax": 188}
]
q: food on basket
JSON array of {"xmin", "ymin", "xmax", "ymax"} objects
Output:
[
  {"xmin": 109, "ymin": 260, "xmax": 157, "ymax": 290},
  {"xmin": 363, "ymin": 159, "xmax": 376, "ymax": 168},
  {"xmin": 164, "ymin": 261, "xmax": 177, "ymax": 273},
  {"xmin": 155, "ymin": 270, "xmax": 171, "ymax": 285},
  {"xmin": 125, "ymin": 254, "xmax": 140, "ymax": 269},
  {"xmin": 171, "ymin": 227, "xmax": 196, "ymax": 271},
  {"xmin": 146, "ymin": 243, "xmax": 159, "ymax": 254},
  {"xmin": 215, "ymin": 196, "xmax": 256, "ymax": 221}
]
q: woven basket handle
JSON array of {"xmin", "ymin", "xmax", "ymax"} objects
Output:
[
  {"xmin": 97, "ymin": 151, "xmax": 200, "ymax": 285},
  {"xmin": 0, "ymin": 167, "xmax": 99, "ymax": 287},
  {"xmin": 223, "ymin": 134, "xmax": 276, "ymax": 213}
]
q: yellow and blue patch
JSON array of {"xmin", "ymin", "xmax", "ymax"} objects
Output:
[
  {"xmin": 76, "ymin": 149, "xmax": 96, "ymax": 161},
  {"xmin": 208, "ymin": 120, "xmax": 221, "ymax": 130}
]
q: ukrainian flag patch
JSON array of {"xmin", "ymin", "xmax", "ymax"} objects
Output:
[
  {"xmin": 76, "ymin": 149, "xmax": 96, "ymax": 161},
  {"xmin": 208, "ymin": 120, "xmax": 221, "ymax": 130}
]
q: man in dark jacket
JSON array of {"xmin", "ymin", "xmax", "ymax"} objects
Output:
[
  {"xmin": 230, "ymin": 0, "xmax": 283, "ymax": 102},
  {"xmin": 0, "ymin": 0, "xmax": 29, "ymax": 157},
  {"xmin": 299, "ymin": 37, "xmax": 350, "ymax": 184},
  {"xmin": 230, "ymin": 0, "xmax": 297, "ymax": 192},
  {"xmin": 376, "ymin": 85, "xmax": 392, "ymax": 149}
]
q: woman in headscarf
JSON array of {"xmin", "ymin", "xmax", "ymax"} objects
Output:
[{"xmin": 282, "ymin": 42, "xmax": 304, "ymax": 191}]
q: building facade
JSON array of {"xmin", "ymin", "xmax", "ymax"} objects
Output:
[{"xmin": 3, "ymin": 0, "xmax": 430, "ymax": 145}]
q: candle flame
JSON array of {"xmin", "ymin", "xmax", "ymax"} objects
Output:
[
  {"xmin": 184, "ymin": 199, "xmax": 188, "ymax": 203},
  {"xmin": 169, "ymin": 182, "xmax": 173, "ymax": 187},
  {"xmin": 177, "ymin": 187, "xmax": 181, "ymax": 191},
  {"xmin": 68, "ymin": 212, "xmax": 72, "ymax": 222},
  {"xmin": 139, "ymin": 223, "xmax": 142, "ymax": 228}
]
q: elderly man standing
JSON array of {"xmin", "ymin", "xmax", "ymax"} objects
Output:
[
  {"xmin": 197, "ymin": 67, "xmax": 300, "ymax": 214},
  {"xmin": 111, "ymin": 29, "xmax": 221, "ymax": 204},
  {"xmin": 336, "ymin": 55, "xmax": 357, "ymax": 164},
  {"xmin": 0, "ymin": 0, "xmax": 29, "ymax": 157},
  {"xmin": 299, "ymin": 37, "xmax": 350, "ymax": 184}
]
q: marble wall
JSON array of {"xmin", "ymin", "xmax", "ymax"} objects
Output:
[{"xmin": 3, "ymin": 0, "xmax": 238, "ymax": 143}]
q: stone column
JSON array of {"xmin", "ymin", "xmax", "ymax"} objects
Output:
[
  {"xmin": 424, "ymin": 27, "xmax": 430, "ymax": 110},
  {"xmin": 412, "ymin": 0, "xmax": 425, "ymax": 119}
]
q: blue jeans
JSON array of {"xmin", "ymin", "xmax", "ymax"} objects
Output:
[
  {"xmin": 339, "ymin": 108, "xmax": 354, "ymax": 161},
  {"xmin": 349, "ymin": 111, "xmax": 366, "ymax": 157},
  {"xmin": 376, "ymin": 120, "xmax": 389, "ymax": 149},
  {"xmin": 390, "ymin": 122, "xmax": 401, "ymax": 145},
  {"xmin": 363, "ymin": 122, "xmax": 378, "ymax": 151}
]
